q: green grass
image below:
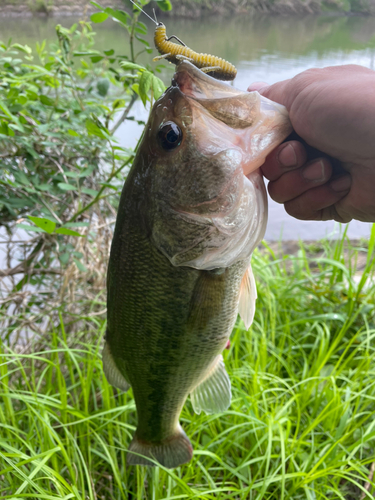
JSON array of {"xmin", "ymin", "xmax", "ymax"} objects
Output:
[{"xmin": 1, "ymin": 228, "xmax": 375, "ymax": 499}]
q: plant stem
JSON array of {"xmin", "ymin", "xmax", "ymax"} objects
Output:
[{"xmin": 110, "ymin": 92, "xmax": 138, "ymax": 135}]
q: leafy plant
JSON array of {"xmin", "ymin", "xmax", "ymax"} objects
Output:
[{"xmin": 0, "ymin": 2, "xmax": 166, "ymax": 336}]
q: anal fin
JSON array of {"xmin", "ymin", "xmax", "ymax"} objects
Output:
[
  {"xmin": 238, "ymin": 263, "xmax": 257, "ymax": 330},
  {"xmin": 102, "ymin": 341, "xmax": 130, "ymax": 392},
  {"xmin": 190, "ymin": 355, "xmax": 231, "ymax": 415}
]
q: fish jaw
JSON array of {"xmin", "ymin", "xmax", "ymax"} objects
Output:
[{"xmin": 174, "ymin": 60, "xmax": 292, "ymax": 175}]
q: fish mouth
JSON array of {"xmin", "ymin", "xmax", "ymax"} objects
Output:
[
  {"xmin": 172, "ymin": 61, "xmax": 241, "ymax": 101},
  {"xmin": 172, "ymin": 61, "xmax": 292, "ymax": 176}
]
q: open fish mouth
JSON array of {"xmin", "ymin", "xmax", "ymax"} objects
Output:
[{"xmin": 172, "ymin": 61, "xmax": 292, "ymax": 175}]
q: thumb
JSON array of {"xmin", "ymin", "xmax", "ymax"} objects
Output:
[
  {"xmin": 247, "ymin": 78, "xmax": 292, "ymax": 110},
  {"xmin": 246, "ymin": 81, "xmax": 269, "ymax": 92}
]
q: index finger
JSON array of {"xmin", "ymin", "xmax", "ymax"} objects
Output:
[
  {"xmin": 261, "ymin": 140, "xmax": 307, "ymax": 181},
  {"xmin": 247, "ymin": 79, "xmax": 292, "ymax": 109}
]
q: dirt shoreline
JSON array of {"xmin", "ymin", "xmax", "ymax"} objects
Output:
[
  {"xmin": 0, "ymin": 0, "xmax": 374, "ymax": 17},
  {"xmin": 264, "ymin": 239, "xmax": 370, "ymax": 277},
  {"xmin": 0, "ymin": 0, "xmax": 125, "ymax": 17}
]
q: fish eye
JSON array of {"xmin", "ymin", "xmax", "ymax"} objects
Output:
[{"xmin": 158, "ymin": 122, "xmax": 182, "ymax": 151}]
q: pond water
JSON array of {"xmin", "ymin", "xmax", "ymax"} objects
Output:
[{"xmin": 1, "ymin": 13, "xmax": 374, "ymax": 240}]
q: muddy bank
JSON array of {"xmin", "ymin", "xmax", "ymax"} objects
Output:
[
  {"xmin": 162, "ymin": 0, "xmax": 375, "ymax": 16},
  {"xmin": 0, "ymin": 0, "xmax": 374, "ymax": 17},
  {"xmin": 0, "ymin": 0, "xmax": 124, "ymax": 17},
  {"xmin": 264, "ymin": 239, "xmax": 370, "ymax": 277}
]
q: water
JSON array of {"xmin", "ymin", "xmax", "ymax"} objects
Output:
[{"xmin": 1, "ymin": 13, "xmax": 374, "ymax": 240}]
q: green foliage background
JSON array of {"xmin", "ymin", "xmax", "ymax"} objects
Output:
[{"xmin": 0, "ymin": 0, "xmax": 167, "ymax": 340}]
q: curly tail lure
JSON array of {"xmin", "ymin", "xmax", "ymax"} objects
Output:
[{"xmin": 128, "ymin": 0, "xmax": 237, "ymax": 81}]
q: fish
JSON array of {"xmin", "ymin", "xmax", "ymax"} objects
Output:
[{"xmin": 103, "ymin": 61, "xmax": 292, "ymax": 469}]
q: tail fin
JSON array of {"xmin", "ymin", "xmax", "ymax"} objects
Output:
[{"xmin": 127, "ymin": 426, "xmax": 193, "ymax": 468}]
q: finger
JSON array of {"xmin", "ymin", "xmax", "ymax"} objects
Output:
[
  {"xmin": 256, "ymin": 79, "xmax": 292, "ymax": 108},
  {"xmin": 261, "ymin": 141, "xmax": 308, "ymax": 181},
  {"xmin": 284, "ymin": 174, "xmax": 352, "ymax": 222},
  {"xmin": 247, "ymin": 82, "xmax": 269, "ymax": 92},
  {"xmin": 268, "ymin": 158, "xmax": 332, "ymax": 203}
]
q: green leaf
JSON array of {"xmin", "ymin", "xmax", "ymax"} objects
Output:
[
  {"xmin": 104, "ymin": 8, "xmax": 130, "ymax": 26},
  {"xmin": 134, "ymin": 21, "xmax": 147, "ymax": 35},
  {"xmin": 64, "ymin": 171, "xmax": 81, "ymax": 178},
  {"xmin": 90, "ymin": 12, "xmax": 109, "ymax": 23},
  {"xmin": 39, "ymin": 95, "xmax": 54, "ymax": 106},
  {"xmin": 90, "ymin": 0, "xmax": 104, "ymax": 9},
  {"xmin": 90, "ymin": 56, "xmax": 104, "ymax": 63},
  {"xmin": 135, "ymin": 34, "xmax": 150, "ymax": 47},
  {"xmin": 85, "ymin": 119, "xmax": 106, "ymax": 139},
  {"xmin": 139, "ymin": 70, "xmax": 153, "ymax": 105},
  {"xmin": 0, "ymin": 98, "xmax": 16, "ymax": 121},
  {"xmin": 100, "ymin": 183, "xmax": 118, "ymax": 190},
  {"xmin": 74, "ymin": 258, "xmax": 88, "ymax": 272},
  {"xmin": 81, "ymin": 187, "xmax": 99, "ymax": 197},
  {"xmin": 27, "ymin": 90, "xmax": 38, "ymax": 101},
  {"xmin": 112, "ymin": 98, "xmax": 125, "ymax": 110},
  {"xmin": 17, "ymin": 95, "xmax": 28, "ymax": 106},
  {"xmin": 58, "ymin": 182, "xmax": 77, "ymax": 191},
  {"xmin": 27, "ymin": 216, "xmax": 56, "ymax": 234},
  {"xmin": 11, "ymin": 43, "xmax": 32, "ymax": 54},
  {"xmin": 131, "ymin": 83, "xmax": 140, "ymax": 95},
  {"xmin": 38, "ymin": 184, "xmax": 52, "ymax": 191},
  {"xmin": 59, "ymin": 252, "xmax": 70, "ymax": 265},
  {"xmin": 55, "ymin": 228, "xmax": 83, "ymax": 237},
  {"xmin": 68, "ymin": 129, "xmax": 80, "ymax": 137},
  {"xmin": 104, "ymin": 49, "xmax": 115, "ymax": 56},
  {"xmin": 156, "ymin": 0, "xmax": 172, "ymax": 11},
  {"xmin": 151, "ymin": 74, "xmax": 166, "ymax": 100},
  {"xmin": 120, "ymin": 61, "xmax": 144, "ymax": 71},
  {"xmin": 80, "ymin": 165, "xmax": 95, "ymax": 177}
]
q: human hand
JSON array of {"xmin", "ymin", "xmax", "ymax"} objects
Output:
[{"xmin": 248, "ymin": 65, "xmax": 375, "ymax": 223}]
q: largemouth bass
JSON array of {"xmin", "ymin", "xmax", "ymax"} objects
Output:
[{"xmin": 104, "ymin": 61, "xmax": 292, "ymax": 468}]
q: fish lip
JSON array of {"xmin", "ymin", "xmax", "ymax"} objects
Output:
[
  {"xmin": 173, "ymin": 61, "xmax": 242, "ymax": 101},
  {"xmin": 172, "ymin": 61, "xmax": 262, "ymax": 130}
]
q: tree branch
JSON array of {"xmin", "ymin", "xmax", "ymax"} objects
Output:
[
  {"xmin": 110, "ymin": 92, "xmax": 138, "ymax": 135},
  {"xmin": 0, "ymin": 267, "xmax": 62, "ymax": 278}
]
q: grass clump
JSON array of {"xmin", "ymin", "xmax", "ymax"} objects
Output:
[{"xmin": 1, "ymin": 229, "xmax": 375, "ymax": 499}]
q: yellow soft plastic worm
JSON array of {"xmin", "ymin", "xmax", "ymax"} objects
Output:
[{"xmin": 153, "ymin": 22, "xmax": 237, "ymax": 82}]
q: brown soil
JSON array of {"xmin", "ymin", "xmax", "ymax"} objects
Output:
[
  {"xmin": 0, "ymin": 0, "xmax": 124, "ymax": 17},
  {"xmin": 263, "ymin": 239, "xmax": 370, "ymax": 276},
  {"xmin": 0, "ymin": 0, "xmax": 374, "ymax": 17}
]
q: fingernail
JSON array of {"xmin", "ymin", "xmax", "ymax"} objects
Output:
[
  {"xmin": 302, "ymin": 160, "xmax": 325, "ymax": 181},
  {"xmin": 278, "ymin": 143, "xmax": 297, "ymax": 168},
  {"xmin": 247, "ymin": 81, "xmax": 268, "ymax": 92},
  {"xmin": 330, "ymin": 175, "xmax": 351, "ymax": 192}
]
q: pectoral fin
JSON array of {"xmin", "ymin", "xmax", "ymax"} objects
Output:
[
  {"xmin": 102, "ymin": 341, "xmax": 131, "ymax": 392},
  {"xmin": 190, "ymin": 355, "xmax": 231, "ymax": 415},
  {"xmin": 238, "ymin": 263, "xmax": 257, "ymax": 330}
]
